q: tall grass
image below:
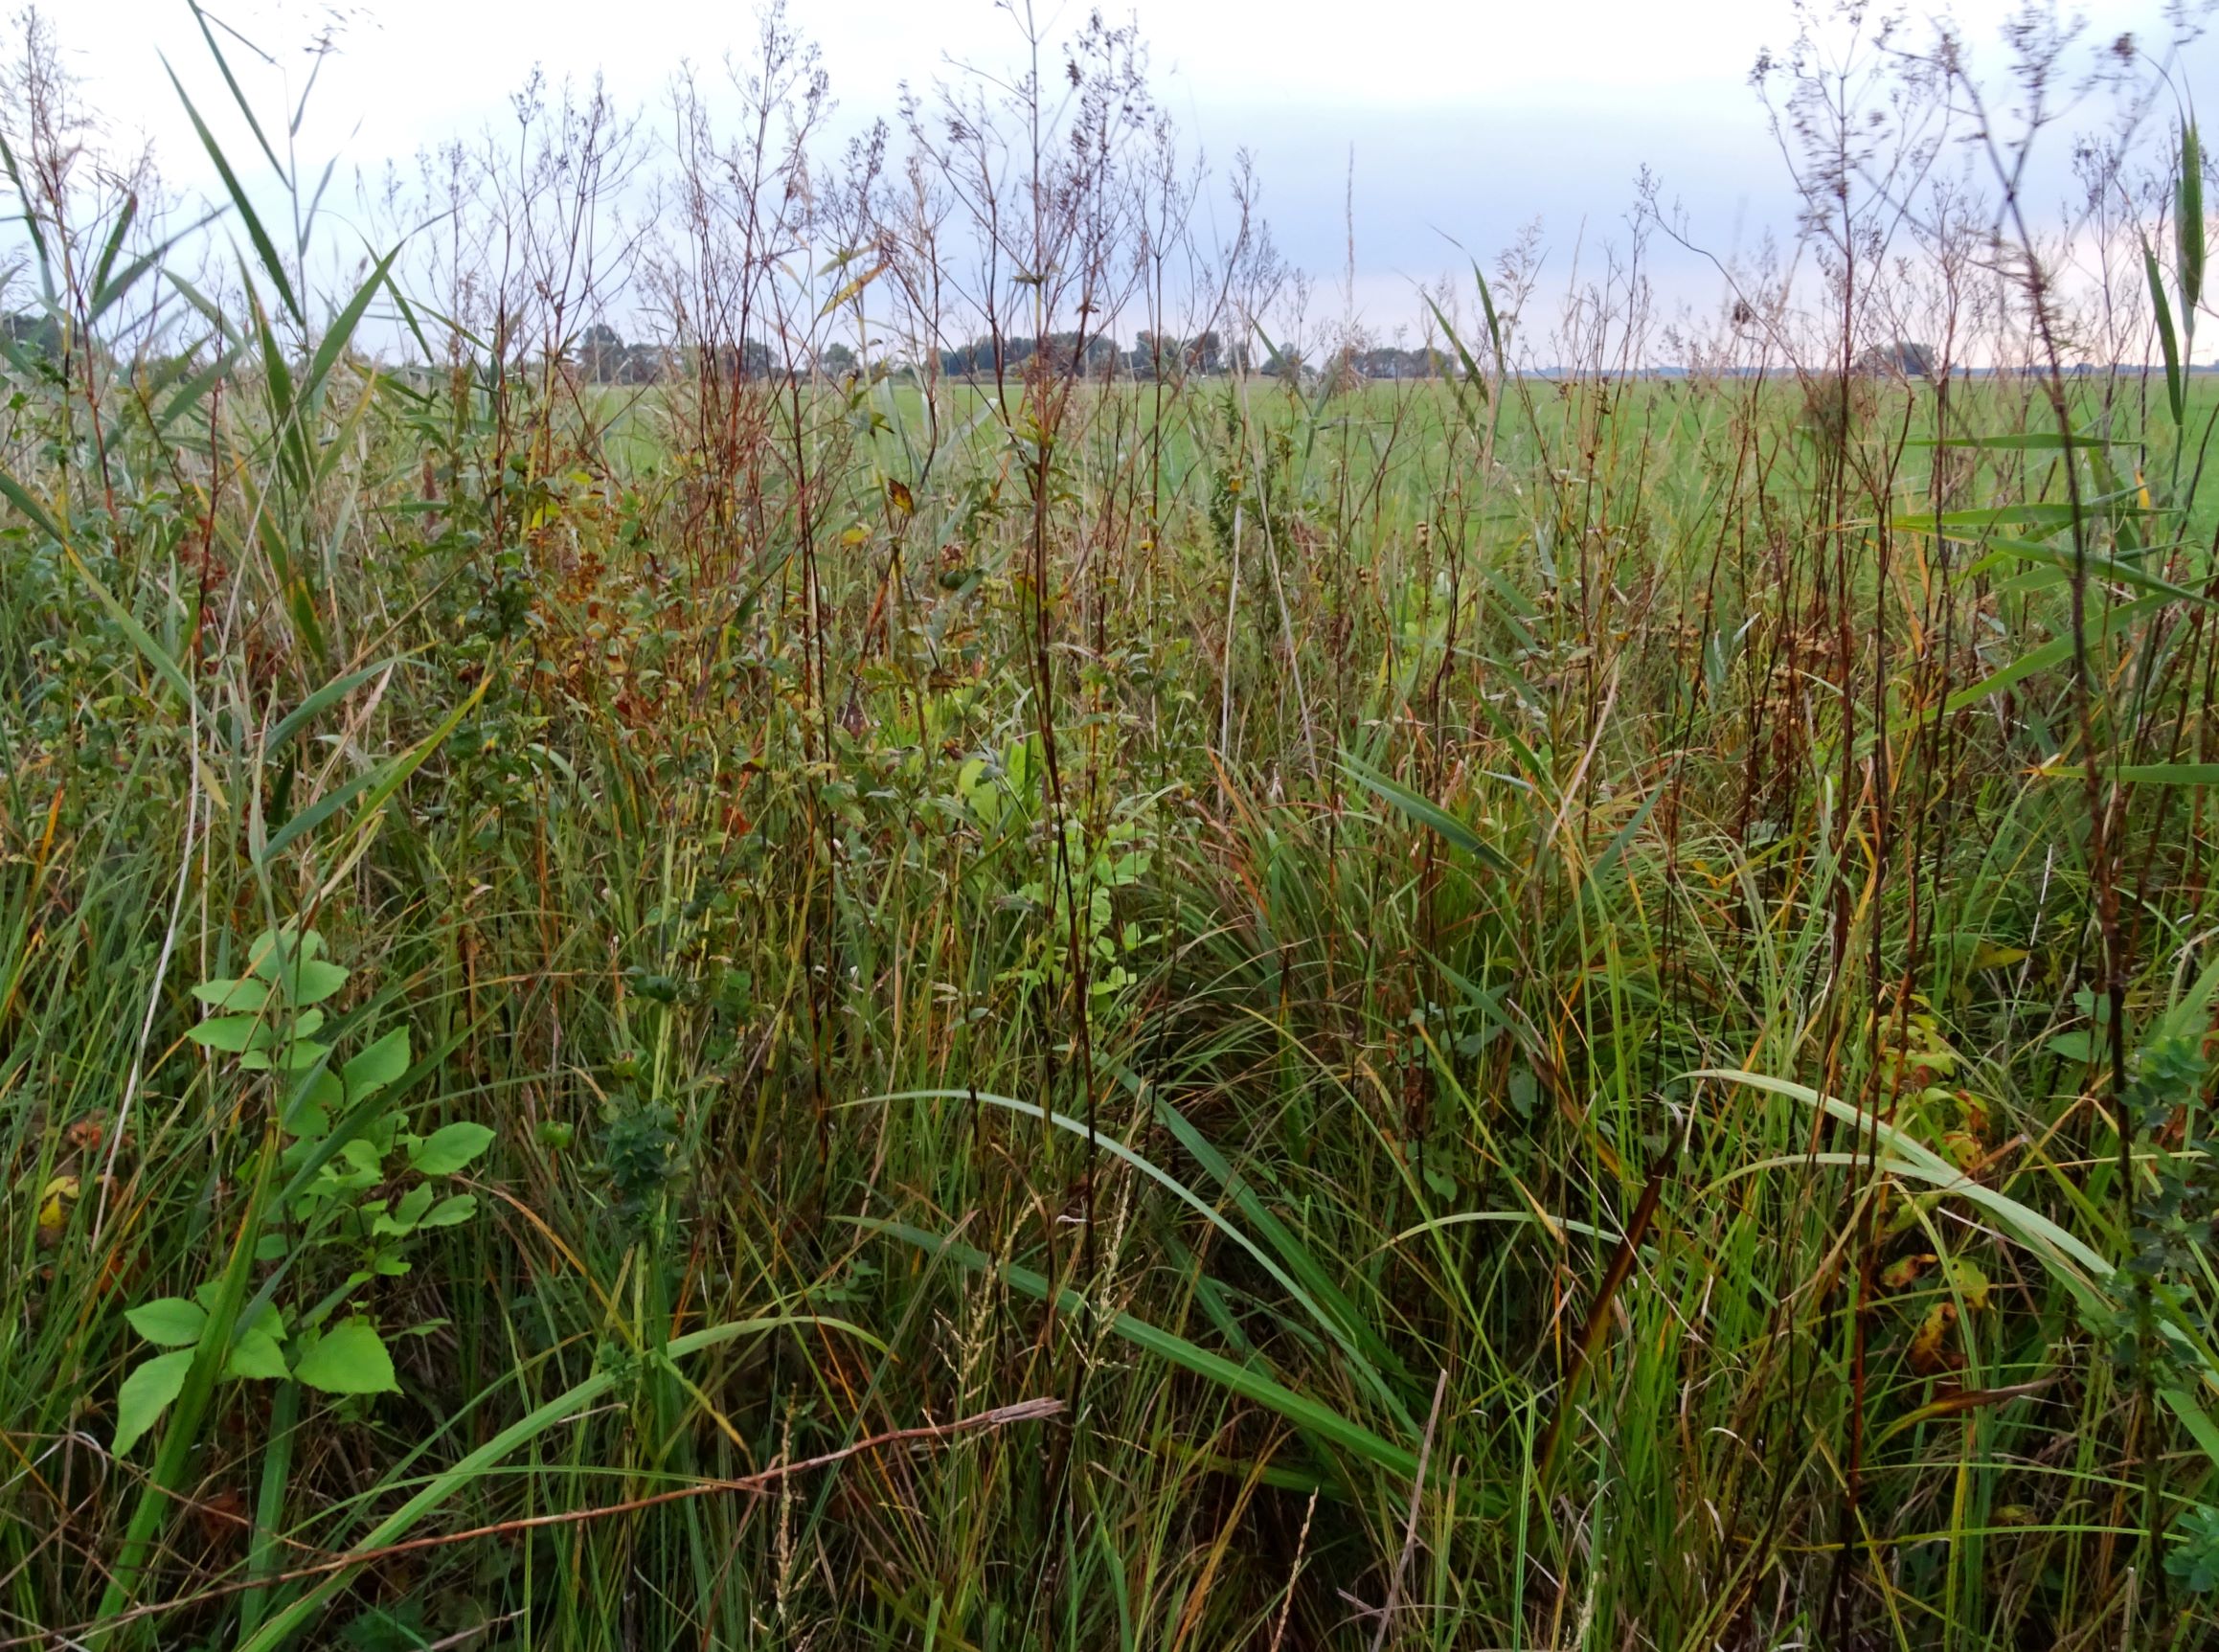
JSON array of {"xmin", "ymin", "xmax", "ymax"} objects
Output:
[{"xmin": 2, "ymin": 1, "xmax": 2218, "ymax": 1647}]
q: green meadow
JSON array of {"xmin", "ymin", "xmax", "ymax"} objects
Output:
[{"xmin": 4, "ymin": 6, "xmax": 2219, "ymax": 1649}]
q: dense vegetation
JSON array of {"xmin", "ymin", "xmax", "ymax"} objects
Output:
[{"xmin": 4, "ymin": 3, "xmax": 2219, "ymax": 1647}]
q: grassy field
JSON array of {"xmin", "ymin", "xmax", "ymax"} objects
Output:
[{"xmin": 6, "ymin": 8, "xmax": 2219, "ymax": 1651}]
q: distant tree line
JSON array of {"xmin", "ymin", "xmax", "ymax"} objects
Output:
[{"xmin": 569, "ymin": 324, "xmax": 1260, "ymax": 385}]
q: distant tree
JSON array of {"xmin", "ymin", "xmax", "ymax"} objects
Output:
[
  {"xmin": 578, "ymin": 323, "xmax": 624, "ymax": 383},
  {"xmin": 1856, "ymin": 340, "xmax": 1936, "ymax": 380},
  {"xmin": 617, "ymin": 343, "xmax": 666, "ymax": 385},
  {"xmin": 1, "ymin": 311, "xmax": 63, "ymax": 369},
  {"xmin": 820, "ymin": 340, "xmax": 858, "ymax": 377}
]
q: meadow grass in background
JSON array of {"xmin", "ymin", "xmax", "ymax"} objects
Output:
[{"xmin": 4, "ymin": 1, "xmax": 2219, "ymax": 1647}]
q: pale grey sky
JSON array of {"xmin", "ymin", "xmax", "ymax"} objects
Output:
[{"xmin": 34, "ymin": 0, "xmax": 2219, "ymax": 348}]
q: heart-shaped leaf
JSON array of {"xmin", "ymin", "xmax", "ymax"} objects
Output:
[{"xmin": 293, "ymin": 1319, "xmax": 398, "ymax": 1396}]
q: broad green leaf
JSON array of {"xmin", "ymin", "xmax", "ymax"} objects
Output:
[
  {"xmin": 283, "ymin": 1068, "xmax": 344, "ymax": 1137},
  {"xmin": 342, "ymin": 1027, "xmax": 411, "ymax": 1099},
  {"xmin": 243, "ymin": 1037, "xmax": 328, "ymax": 1074},
  {"xmin": 125, "ymin": 1298, "xmax": 208, "ymax": 1348},
  {"xmin": 372, "ymin": 1183, "xmax": 437, "ymax": 1236},
  {"xmin": 417, "ymin": 1193, "xmax": 477, "ymax": 1229},
  {"xmin": 227, "ymin": 1328, "xmax": 290, "ymax": 1381},
  {"xmin": 276, "ymin": 958, "xmax": 350, "ymax": 1007},
  {"xmin": 292, "ymin": 1319, "xmax": 398, "ymax": 1395},
  {"xmin": 247, "ymin": 927, "xmax": 326, "ymax": 981},
  {"xmin": 112, "ymin": 1350, "xmax": 194, "ymax": 1458},
  {"xmin": 192, "ymin": 1285, "xmax": 283, "ymax": 1343},
  {"xmin": 190, "ymin": 1014, "xmax": 274, "ymax": 1054},
  {"xmin": 98, "ymin": 1134, "xmax": 281, "ymax": 1624},
  {"xmin": 192, "ymin": 977, "xmax": 270, "ymax": 1012},
  {"xmin": 408, "ymin": 1121, "xmax": 494, "ymax": 1176}
]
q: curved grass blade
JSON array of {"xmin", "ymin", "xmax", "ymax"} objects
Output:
[
  {"xmin": 231, "ymin": 1315, "xmax": 874, "ymax": 1652},
  {"xmin": 852, "ymin": 1217, "xmax": 1420, "ymax": 1480},
  {"xmin": 1341, "ymin": 750, "xmax": 1516, "ymax": 875},
  {"xmin": 861, "ymin": 1088, "xmax": 1417, "ymax": 1434}
]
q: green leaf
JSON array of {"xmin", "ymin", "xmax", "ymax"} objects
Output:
[
  {"xmin": 873, "ymin": 1088, "xmax": 1417, "ymax": 1436},
  {"xmin": 2147, "ymin": 238, "xmax": 2186, "ymax": 429},
  {"xmin": 241, "ymin": 1037, "xmax": 328, "ymax": 1074},
  {"xmin": 247, "ymin": 927, "xmax": 325, "ymax": 981},
  {"xmin": 112, "ymin": 1350, "xmax": 194, "ymax": 1458},
  {"xmin": 417, "ymin": 1193, "xmax": 477, "ymax": 1229},
  {"xmin": 372, "ymin": 1183, "xmax": 437, "ymax": 1235},
  {"xmin": 2116, "ymin": 762, "xmax": 2219, "ymax": 785},
  {"xmin": 342, "ymin": 1027, "xmax": 411, "ymax": 1099},
  {"xmin": 97, "ymin": 1134, "xmax": 283, "ymax": 1626},
  {"xmin": 292, "ymin": 1319, "xmax": 399, "ymax": 1395},
  {"xmin": 192, "ymin": 977, "xmax": 270, "ymax": 1012},
  {"xmin": 190, "ymin": 1013, "xmax": 274, "ymax": 1054},
  {"xmin": 125, "ymin": 1298, "xmax": 209, "ymax": 1348},
  {"xmin": 408, "ymin": 1121, "xmax": 494, "ymax": 1176},
  {"xmin": 1341, "ymin": 751, "xmax": 1517, "ymax": 875},
  {"xmin": 227, "ymin": 1328, "xmax": 290, "ymax": 1381},
  {"xmin": 283, "ymin": 1068, "xmax": 344, "ymax": 1137},
  {"xmin": 2180, "ymin": 119, "xmax": 2205, "ymax": 320},
  {"xmin": 302, "ymin": 245, "xmax": 401, "ymax": 415},
  {"xmin": 1941, "ymin": 595, "xmax": 2168, "ymax": 716},
  {"xmin": 277, "ymin": 958, "xmax": 349, "ymax": 1007},
  {"xmin": 266, "ymin": 658, "xmax": 402, "ymax": 758},
  {"xmin": 155, "ymin": 336, "xmax": 246, "ymax": 433},
  {"xmin": 1965, "ymin": 536, "xmax": 2211, "ymax": 607},
  {"xmin": 1907, "ymin": 429, "xmax": 2104, "ymax": 451},
  {"xmin": 161, "ymin": 58, "xmax": 303, "ymax": 327}
]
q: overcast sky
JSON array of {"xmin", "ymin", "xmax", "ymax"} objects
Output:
[{"xmin": 38, "ymin": 0, "xmax": 2219, "ymax": 346}]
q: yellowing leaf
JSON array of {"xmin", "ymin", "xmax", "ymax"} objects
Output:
[
  {"xmin": 36, "ymin": 1175, "xmax": 79, "ymax": 1234},
  {"xmin": 1880, "ymin": 1253, "xmax": 1935, "ymax": 1291},
  {"xmin": 1909, "ymin": 1301, "xmax": 1961, "ymax": 1374}
]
